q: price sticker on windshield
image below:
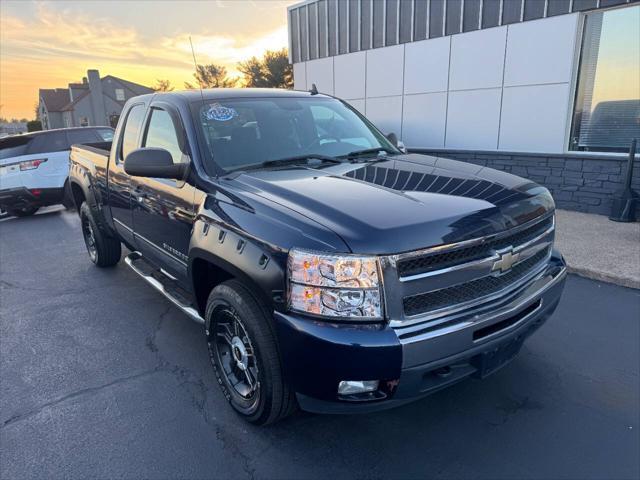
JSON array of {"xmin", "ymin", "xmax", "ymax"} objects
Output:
[{"xmin": 204, "ymin": 103, "xmax": 238, "ymax": 122}]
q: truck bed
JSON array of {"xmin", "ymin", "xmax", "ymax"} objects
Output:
[{"xmin": 69, "ymin": 141, "xmax": 112, "ymax": 170}]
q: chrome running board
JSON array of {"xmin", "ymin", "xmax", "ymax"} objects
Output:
[{"xmin": 124, "ymin": 251, "xmax": 204, "ymax": 324}]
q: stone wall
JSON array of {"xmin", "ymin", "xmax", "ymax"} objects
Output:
[{"xmin": 410, "ymin": 149, "xmax": 640, "ymax": 218}]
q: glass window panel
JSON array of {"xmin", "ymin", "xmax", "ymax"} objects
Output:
[
  {"xmin": 385, "ymin": 0, "xmax": 398, "ymax": 46},
  {"xmin": 481, "ymin": 0, "xmax": 500, "ymax": 28},
  {"xmin": 338, "ymin": 0, "xmax": 348, "ymax": 53},
  {"xmin": 446, "ymin": 0, "xmax": 462, "ymax": 35},
  {"xmin": 414, "ymin": 0, "xmax": 428, "ymax": 40},
  {"xmin": 570, "ymin": 5, "xmax": 640, "ymax": 152},
  {"xmin": 300, "ymin": 6, "xmax": 309, "ymax": 61},
  {"xmin": 143, "ymin": 109, "xmax": 184, "ymax": 164},
  {"xmin": 361, "ymin": 0, "xmax": 372, "ymax": 49},
  {"xmin": 318, "ymin": 0, "xmax": 328, "ymax": 57},
  {"xmin": 328, "ymin": 0, "xmax": 338, "ymax": 56},
  {"xmin": 309, "ymin": 2, "xmax": 318, "ymax": 60},
  {"xmin": 349, "ymin": 0, "xmax": 360, "ymax": 51},
  {"xmin": 501, "ymin": 0, "xmax": 522, "ymax": 25},
  {"xmin": 523, "ymin": 0, "xmax": 544, "ymax": 21},
  {"xmin": 120, "ymin": 104, "xmax": 146, "ymax": 161},
  {"xmin": 429, "ymin": 0, "xmax": 444, "ymax": 38},
  {"xmin": 547, "ymin": 0, "xmax": 570, "ymax": 16},
  {"xmin": 290, "ymin": 9, "xmax": 300, "ymax": 63},
  {"xmin": 463, "ymin": 0, "xmax": 481, "ymax": 32},
  {"xmin": 373, "ymin": 0, "xmax": 385, "ymax": 47},
  {"xmin": 399, "ymin": 0, "xmax": 413, "ymax": 43}
]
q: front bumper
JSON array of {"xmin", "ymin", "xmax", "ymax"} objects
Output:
[
  {"xmin": 0, "ymin": 187, "xmax": 64, "ymax": 210},
  {"xmin": 273, "ymin": 251, "xmax": 567, "ymax": 414}
]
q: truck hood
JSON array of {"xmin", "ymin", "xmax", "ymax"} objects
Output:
[{"xmin": 227, "ymin": 153, "xmax": 554, "ymax": 254}]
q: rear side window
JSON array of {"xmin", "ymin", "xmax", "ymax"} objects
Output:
[
  {"xmin": 119, "ymin": 104, "xmax": 146, "ymax": 161},
  {"xmin": 67, "ymin": 129, "xmax": 101, "ymax": 146},
  {"xmin": 0, "ymin": 136, "xmax": 34, "ymax": 160},
  {"xmin": 142, "ymin": 108, "xmax": 184, "ymax": 164},
  {"xmin": 27, "ymin": 131, "xmax": 69, "ymax": 154},
  {"xmin": 97, "ymin": 129, "xmax": 114, "ymax": 141}
]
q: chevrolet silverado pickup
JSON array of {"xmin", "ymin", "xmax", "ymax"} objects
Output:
[{"xmin": 69, "ymin": 89, "xmax": 567, "ymax": 425}]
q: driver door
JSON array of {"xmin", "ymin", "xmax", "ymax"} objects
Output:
[{"xmin": 130, "ymin": 104, "xmax": 195, "ymax": 282}]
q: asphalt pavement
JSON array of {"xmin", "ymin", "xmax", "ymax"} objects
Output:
[{"xmin": 1, "ymin": 206, "xmax": 639, "ymax": 480}]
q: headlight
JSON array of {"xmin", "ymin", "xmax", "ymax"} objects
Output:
[{"xmin": 287, "ymin": 249, "xmax": 383, "ymax": 320}]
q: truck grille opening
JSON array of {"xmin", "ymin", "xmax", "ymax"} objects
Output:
[
  {"xmin": 397, "ymin": 215, "xmax": 553, "ymax": 278},
  {"xmin": 472, "ymin": 299, "xmax": 541, "ymax": 341},
  {"xmin": 402, "ymin": 247, "xmax": 550, "ymax": 317}
]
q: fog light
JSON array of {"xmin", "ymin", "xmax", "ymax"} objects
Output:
[{"xmin": 338, "ymin": 380, "xmax": 379, "ymax": 395}]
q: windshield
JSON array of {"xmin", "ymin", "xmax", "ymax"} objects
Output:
[{"xmin": 193, "ymin": 97, "xmax": 398, "ymax": 173}]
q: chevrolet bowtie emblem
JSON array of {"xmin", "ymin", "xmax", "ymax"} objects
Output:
[{"xmin": 492, "ymin": 249, "xmax": 520, "ymax": 273}]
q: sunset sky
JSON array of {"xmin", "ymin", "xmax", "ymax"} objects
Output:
[{"xmin": 0, "ymin": 0, "xmax": 296, "ymax": 119}]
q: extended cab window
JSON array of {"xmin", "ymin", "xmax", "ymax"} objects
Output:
[
  {"xmin": 142, "ymin": 108, "xmax": 184, "ymax": 164},
  {"xmin": 120, "ymin": 104, "xmax": 146, "ymax": 162}
]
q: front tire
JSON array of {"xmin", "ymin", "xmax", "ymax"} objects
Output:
[
  {"xmin": 206, "ymin": 279, "xmax": 296, "ymax": 425},
  {"xmin": 80, "ymin": 202, "xmax": 121, "ymax": 267}
]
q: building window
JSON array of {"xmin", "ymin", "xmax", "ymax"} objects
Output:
[
  {"xmin": 570, "ymin": 5, "xmax": 640, "ymax": 153},
  {"xmin": 115, "ymin": 88, "xmax": 125, "ymax": 101}
]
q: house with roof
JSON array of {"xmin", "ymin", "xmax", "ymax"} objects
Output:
[{"xmin": 38, "ymin": 69, "xmax": 153, "ymax": 130}]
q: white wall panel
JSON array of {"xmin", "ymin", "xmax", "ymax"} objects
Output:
[
  {"xmin": 334, "ymin": 51, "xmax": 366, "ymax": 99},
  {"xmin": 404, "ymin": 37, "xmax": 450, "ymax": 95},
  {"xmin": 293, "ymin": 62, "xmax": 306, "ymax": 90},
  {"xmin": 499, "ymin": 84, "xmax": 571, "ymax": 152},
  {"xmin": 366, "ymin": 45, "xmax": 404, "ymax": 97},
  {"xmin": 402, "ymin": 93, "xmax": 447, "ymax": 148},
  {"xmin": 305, "ymin": 57, "xmax": 334, "ymax": 94},
  {"xmin": 346, "ymin": 98, "xmax": 366, "ymax": 115},
  {"xmin": 449, "ymin": 27, "xmax": 507, "ymax": 91},
  {"xmin": 446, "ymin": 89, "xmax": 502, "ymax": 150},
  {"xmin": 504, "ymin": 14, "xmax": 579, "ymax": 86},
  {"xmin": 365, "ymin": 96, "xmax": 403, "ymax": 136}
]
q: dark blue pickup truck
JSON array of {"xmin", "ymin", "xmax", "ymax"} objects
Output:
[{"xmin": 69, "ymin": 89, "xmax": 566, "ymax": 425}]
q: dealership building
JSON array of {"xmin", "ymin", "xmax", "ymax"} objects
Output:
[{"xmin": 287, "ymin": 0, "xmax": 640, "ymax": 216}]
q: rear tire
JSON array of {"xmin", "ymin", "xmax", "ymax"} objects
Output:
[
  {"xmin": 80, "ymin": 202, "xmax": 121, "ymax": 267},
  {"xmin": 206, "ymin": 279, "xmax": 296, "ymax": 425},
  {"xmin": 9, "ymin": 206, "xmax": 39, "ymax": 217}
]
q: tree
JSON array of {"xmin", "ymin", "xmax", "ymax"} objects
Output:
[
  {"xmin": 153, "ymin": 79, "xmax": 174, "ymax": 92},
  {"xmin": 238, "ymin": 49, "xmax": 292, "ymax": 89},
  {"xmin": 184, "ymin": 64, "xmax": 236, "ymax": 89}
]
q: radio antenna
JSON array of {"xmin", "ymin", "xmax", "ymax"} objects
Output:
[
  {"xmin": 189, "ymin": 36, "xmax": 218, "ymax": 176},
  {"xmin": 189, "ymin": 36, "xmax": 206, "ymax": 104}
]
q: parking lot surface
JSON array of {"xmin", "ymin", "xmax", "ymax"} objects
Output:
[{"xmin": 1, "ymin": 207, "xmax": 639, "ymax": 480}]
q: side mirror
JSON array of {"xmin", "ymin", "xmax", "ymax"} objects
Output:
[
  {"xmin": 124, "ymin": 148, "xmax": 187, "ymax": 179},
  {"xmin": 386, "ymin": 132, "xmax": 408, "ymax": 153}
]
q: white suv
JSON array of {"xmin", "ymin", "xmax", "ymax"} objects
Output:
[{"xmin": 0, "ymin": 127, "xmax": 113, "ymax": 217}]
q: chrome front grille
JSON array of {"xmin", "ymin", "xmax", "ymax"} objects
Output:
[
  {"xmin": 397, "ymin": 215, "xmax": 554, "ymax": 279},
  {"xmin": 381, "ymin": 213, "xmax": 555, "ymax": 328},
  {"xmin": 402, "ymin": 247, "xmax": 550, "ymax": 317}
]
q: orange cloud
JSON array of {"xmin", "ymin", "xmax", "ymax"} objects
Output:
[{"xmin": 0, "ymin": 2, "xmax": 290, "ymax": 119}]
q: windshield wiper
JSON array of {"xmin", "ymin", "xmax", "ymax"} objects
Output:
[
  {"xmin": 234, "ymin": 154, "xmax": 344, "ymax": 172},
  {"xmin": 343, "ymin": 147, "xmax": 398, "ymax": 160}
]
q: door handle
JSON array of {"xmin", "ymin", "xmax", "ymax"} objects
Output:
[{"xmin": 132, "ymin": 185, "xmax": 148, "ymax": 201}]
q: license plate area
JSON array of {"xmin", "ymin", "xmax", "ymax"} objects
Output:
[{"xmin": 471, "ymin": 336, "xmax": 524, "ymax": 379}]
